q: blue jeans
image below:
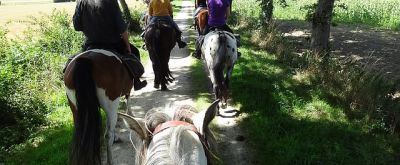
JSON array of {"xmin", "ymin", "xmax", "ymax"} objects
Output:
[{"xmin": 149, "ymin": 16, "xmax": 181, "ymax": 33}]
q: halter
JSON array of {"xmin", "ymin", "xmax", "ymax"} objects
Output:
[{"xmin": 152, "ymin": 120, "xmax": 198, "ymax": 135}]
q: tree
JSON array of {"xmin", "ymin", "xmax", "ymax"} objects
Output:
[
  {"xmin": 259, "ymin": 0, "xmax": 274, "ymax": 24},
  {"xmin": 310, "ymin": 0, "xmax": 335, "ymax": 55},
  {"xmin": 118, "ymin": 0, "xmax": 141, "ymax": 32}
]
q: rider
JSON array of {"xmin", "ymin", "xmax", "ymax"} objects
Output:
[
  {"xmin": 147, "ymin": 0, "xmax": 187, "ymax": 48},
  {"xmin": 72, "ymin": 0, "xmax": 147, "ymax": 90},
  {"xmin": 193, "ymin": 0, "xmax": 207, "ymax": 18},
  {"xmin": 192, "ymin": 0, "xmax": 238, "ymax": 59}
]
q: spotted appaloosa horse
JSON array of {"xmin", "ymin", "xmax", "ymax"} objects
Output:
[
  {"xmin": 64, "ymin": 49, "xmax": 134, "ymax": 165},
  {"xmin": 145, "ymin": 19, "xmax": 176, "ymax": 90},
  {"xmin": 202, "ymin": 30, "xmax": 238, "ymax": 108},
  {"xmin": 118, "ymin": 100, "xmax": 220, "ymax": 165}
]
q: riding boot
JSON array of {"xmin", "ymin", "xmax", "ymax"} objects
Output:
[
  {"xmin": 191, "ymin": 35, "xmax": 203, "ymax": 59},
  {"xmin": 133, "ymin": 78, "xmax": 147, "ymax": 91},
  {"xmin": 176, "ymin": 31, "xmax": 187, "ymax": 48}
]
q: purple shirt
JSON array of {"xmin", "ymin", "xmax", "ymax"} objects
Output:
[{"xmin": 207, "ymin": 0, "xmax": 231, "ymax": 26}]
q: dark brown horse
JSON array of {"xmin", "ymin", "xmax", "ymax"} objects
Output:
[
  {"xmin": 64, "ymin": 49, "xmax": 134, "ymax": 165},
  {"xmin": 144, "ymin": 19, "xmax": 176, "ymax": 90}
]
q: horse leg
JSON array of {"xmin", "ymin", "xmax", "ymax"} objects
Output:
[
  {"xmin": 98, "ymin": 92, "xmax": 120, "ymax": 165},
  {"xmin": 225, "ymin": 65, "xmax": 234, "ymax": 89},
  {"xmin": 213, "ymin": 62, "xmax": 226, "ymax": 108},
  {"xmin": 152, "ymin": 63, "xmax": 160, "ymax": 89}
]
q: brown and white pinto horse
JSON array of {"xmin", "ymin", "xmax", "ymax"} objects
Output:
[
  {"xmin": 64, "ymin": 49, "xmax": 134, "ymax": 165},
  {"xmin": 144, "ymin": 19, "xmax": 176, "ymax": 90},
  {"xmin": 118, "ymin": 100, "xmax": 221, "ymax": 165}
]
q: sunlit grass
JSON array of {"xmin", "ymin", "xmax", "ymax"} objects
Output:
[
  {"xmin": 273, "ymin": 0, "xmax": 400, "ymax": 30},
  {"xmin": 224, "ymin": 36, "xmax": 400, "ymax": 163}
]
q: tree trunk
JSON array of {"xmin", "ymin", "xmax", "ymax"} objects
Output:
[
  {"xmin": 118, "ymin": 0, "xmax": 141, "ymax": 32},
  {"xmin": 311, "ymin": 0, "xmax": 335, "ymax": 55},
  {"xmin": 260, "ymin": 0, "xmax": 274, "ymax": 24}
]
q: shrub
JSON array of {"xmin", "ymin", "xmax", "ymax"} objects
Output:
[{"xmin": 0, "ymin": 10, "xmax": 83, "ymax": 160}]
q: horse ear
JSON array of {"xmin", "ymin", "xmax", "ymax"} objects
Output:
[
  {"xmin": 192, "ymin": 99, "xmax": 220, "ymax": 135},
  {"xmin": 118, "ymin": 112, "xmax": 148, "ymax": 140}
]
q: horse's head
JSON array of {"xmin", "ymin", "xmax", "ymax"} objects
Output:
[{"xmin": 118, "ymin": 100, "xmax": 220, "ymax": 165}]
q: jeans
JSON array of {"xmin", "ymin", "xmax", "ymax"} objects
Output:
[{"xmin": 149, "ymin": 16, "xmax": 180, "ymax": 33}]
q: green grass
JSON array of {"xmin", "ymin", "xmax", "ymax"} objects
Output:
[
  {"xmin": 273, "ymin": 0, "xmax": 400, "ymax": 31},
  {"xmin": 220, "ymin": 32, "xmax": 399, "ymax": 164},
  {"xmin": 5, "ymin": 106, "xmax": 73, "ymax": 164}
]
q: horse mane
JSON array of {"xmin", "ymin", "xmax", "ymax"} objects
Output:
[{"xmin": 145, "ymin": 126, "xmax": 205, "ymax": 165}]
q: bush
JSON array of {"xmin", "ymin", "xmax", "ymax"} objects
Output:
[{"xmin": 0, "ymin": 10, "xmax": 83, "ymax": 160}]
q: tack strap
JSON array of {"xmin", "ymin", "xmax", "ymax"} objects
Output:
[{"xmin": 152, "ymin": 120, "xmax": 198, "ymax": 135}]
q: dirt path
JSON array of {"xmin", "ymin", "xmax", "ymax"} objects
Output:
[
  {"xmin": 105, "ymin": 0, "xmax": 251, "ymax": 164},
  {"xmin": 277, "ymin": 20, "xmax": 400, "ymax": 83}
]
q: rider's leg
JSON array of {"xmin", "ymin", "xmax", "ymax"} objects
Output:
[{"xmin": 168, "ymin": 17, "xmax": 187, "ymax": 48}]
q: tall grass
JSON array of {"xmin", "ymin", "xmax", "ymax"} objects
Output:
[
  {"xmin": 0, "ymin": 10, "xmax": 81, "ymax": 163},
  {"xmin": 273, "ymin": 0, "xmax": 400, "ymax": 30}
]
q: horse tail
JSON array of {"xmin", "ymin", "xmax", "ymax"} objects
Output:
[
  {"xmin": 70, "ymin": 58, "xmax": 101, "ymax": 165},
  {"xmin": 153, "ymin": 27, "xmax": 162, "ymax": 85},
  {"xmin": 211, "ymin": 32, "xmax": 227, "ymax": 98}
]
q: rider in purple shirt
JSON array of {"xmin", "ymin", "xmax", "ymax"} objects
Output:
[
  {"xmin": 192, "ymin": 0, "xmax": 235, "ymax": 59},
  {"xmin": 202, "ymin": 0, "xmax": 233, "ymax": 35}
]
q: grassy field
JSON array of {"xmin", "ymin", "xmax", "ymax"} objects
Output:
[
  {"xmin": 0, "ymin": 0, "xmax": 145, "ymax": 37},
  {"xmin": 274, "ymin": 0, "xmax": 400, "ymax": 30}
]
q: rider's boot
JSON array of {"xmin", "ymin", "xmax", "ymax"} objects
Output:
[{"xmin": 133, "ymin": 78, "xmax": 147, "ymax": 91}]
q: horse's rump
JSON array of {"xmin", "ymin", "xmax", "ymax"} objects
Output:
[
  {"xmin": 195, "ymin": 8, "xmax": 208, "ymax": 35},
  {"xmin": 64, "ymin": 50, "xmax": 134, "ymax": 164}
]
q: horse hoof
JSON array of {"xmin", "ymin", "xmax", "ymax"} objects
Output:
[
  {"xmin": 154, "ymin": 83, "xmax": 160, "ymax": 89},
  {"xmin": 161, "ymin": 86, "xmax": 168, "ymax": 91}
]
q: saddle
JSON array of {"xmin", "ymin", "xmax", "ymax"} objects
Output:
[
  {"xmin": 148, "ymin": 18, "xmax": 173, "ymax": 29},
  {"xmin": 63, "ymin": 49, "xmax": 144, "ymax": 80}
]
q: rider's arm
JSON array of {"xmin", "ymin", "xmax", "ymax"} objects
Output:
[
  {"xmin": 225, "ymin": 5, "xmax": 231, "ymax": 19},
  {"xmin": 168, "ymin": 1, "xmax": 173, "ymax": 18},
  {"xmin": 72, "ymin": 2, "xmax": 83, "ymax": 31},
  {"xmin": 149, "ymin": 1, "xmax": 154, "ymax": 16}
]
